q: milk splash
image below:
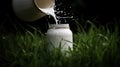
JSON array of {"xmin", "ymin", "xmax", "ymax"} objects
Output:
[
  {"xmin": 40, "ymin": 7, "xmax": 58, "ymax": 24},
  {"xmin": 39, "ymin": 2, "xmax": 73, "ymax": 24}
]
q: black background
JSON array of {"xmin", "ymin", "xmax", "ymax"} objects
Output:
[{"xmin": 0, "ymin": 0, "xmax": 120, "ymax": 34}]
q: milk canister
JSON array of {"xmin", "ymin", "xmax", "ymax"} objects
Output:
[{"xmin": 46, "ymin": 24, "xmax": 73, "ymax": 53}]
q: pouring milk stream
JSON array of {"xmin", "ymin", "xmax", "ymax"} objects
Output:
[{"xmin": 39, "ymin": 4, "xmax": 58, "ymax": 24}]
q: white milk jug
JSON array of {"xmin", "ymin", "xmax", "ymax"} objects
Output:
[
  {"xmin": 12, "ymin": 0, "xmax": 55, "ymax": 21},
  {"xmin": 46, "ymin": 24, "xmax": 73, "ymax": 53}
]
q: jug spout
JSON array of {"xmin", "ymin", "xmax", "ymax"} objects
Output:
[{"xmin": 12, "ymin": 0, "xmax": 55, "ymax": 22}]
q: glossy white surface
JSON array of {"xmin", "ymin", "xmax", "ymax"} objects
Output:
[{"xmin": 46, "ymin": 24, "xmax": 73, "ymax": 53}]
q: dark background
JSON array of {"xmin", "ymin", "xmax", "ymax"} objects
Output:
[{"xmin": 0, "ymin": 0, "xmax": 120, "ymax": 34}]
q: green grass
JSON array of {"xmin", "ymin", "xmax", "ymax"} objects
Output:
[{"xmin": 0, "ymin": 22, "xmax": 120, "ymax": 67}]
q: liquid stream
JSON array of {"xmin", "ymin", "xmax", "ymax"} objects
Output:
[
  {"xmin": 39, "ymin": 5, "xmax": 73, "ymax": 24},
  {"xmin": 40, "ymin": 7, "xmax": 58, "ymax": 24}
]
